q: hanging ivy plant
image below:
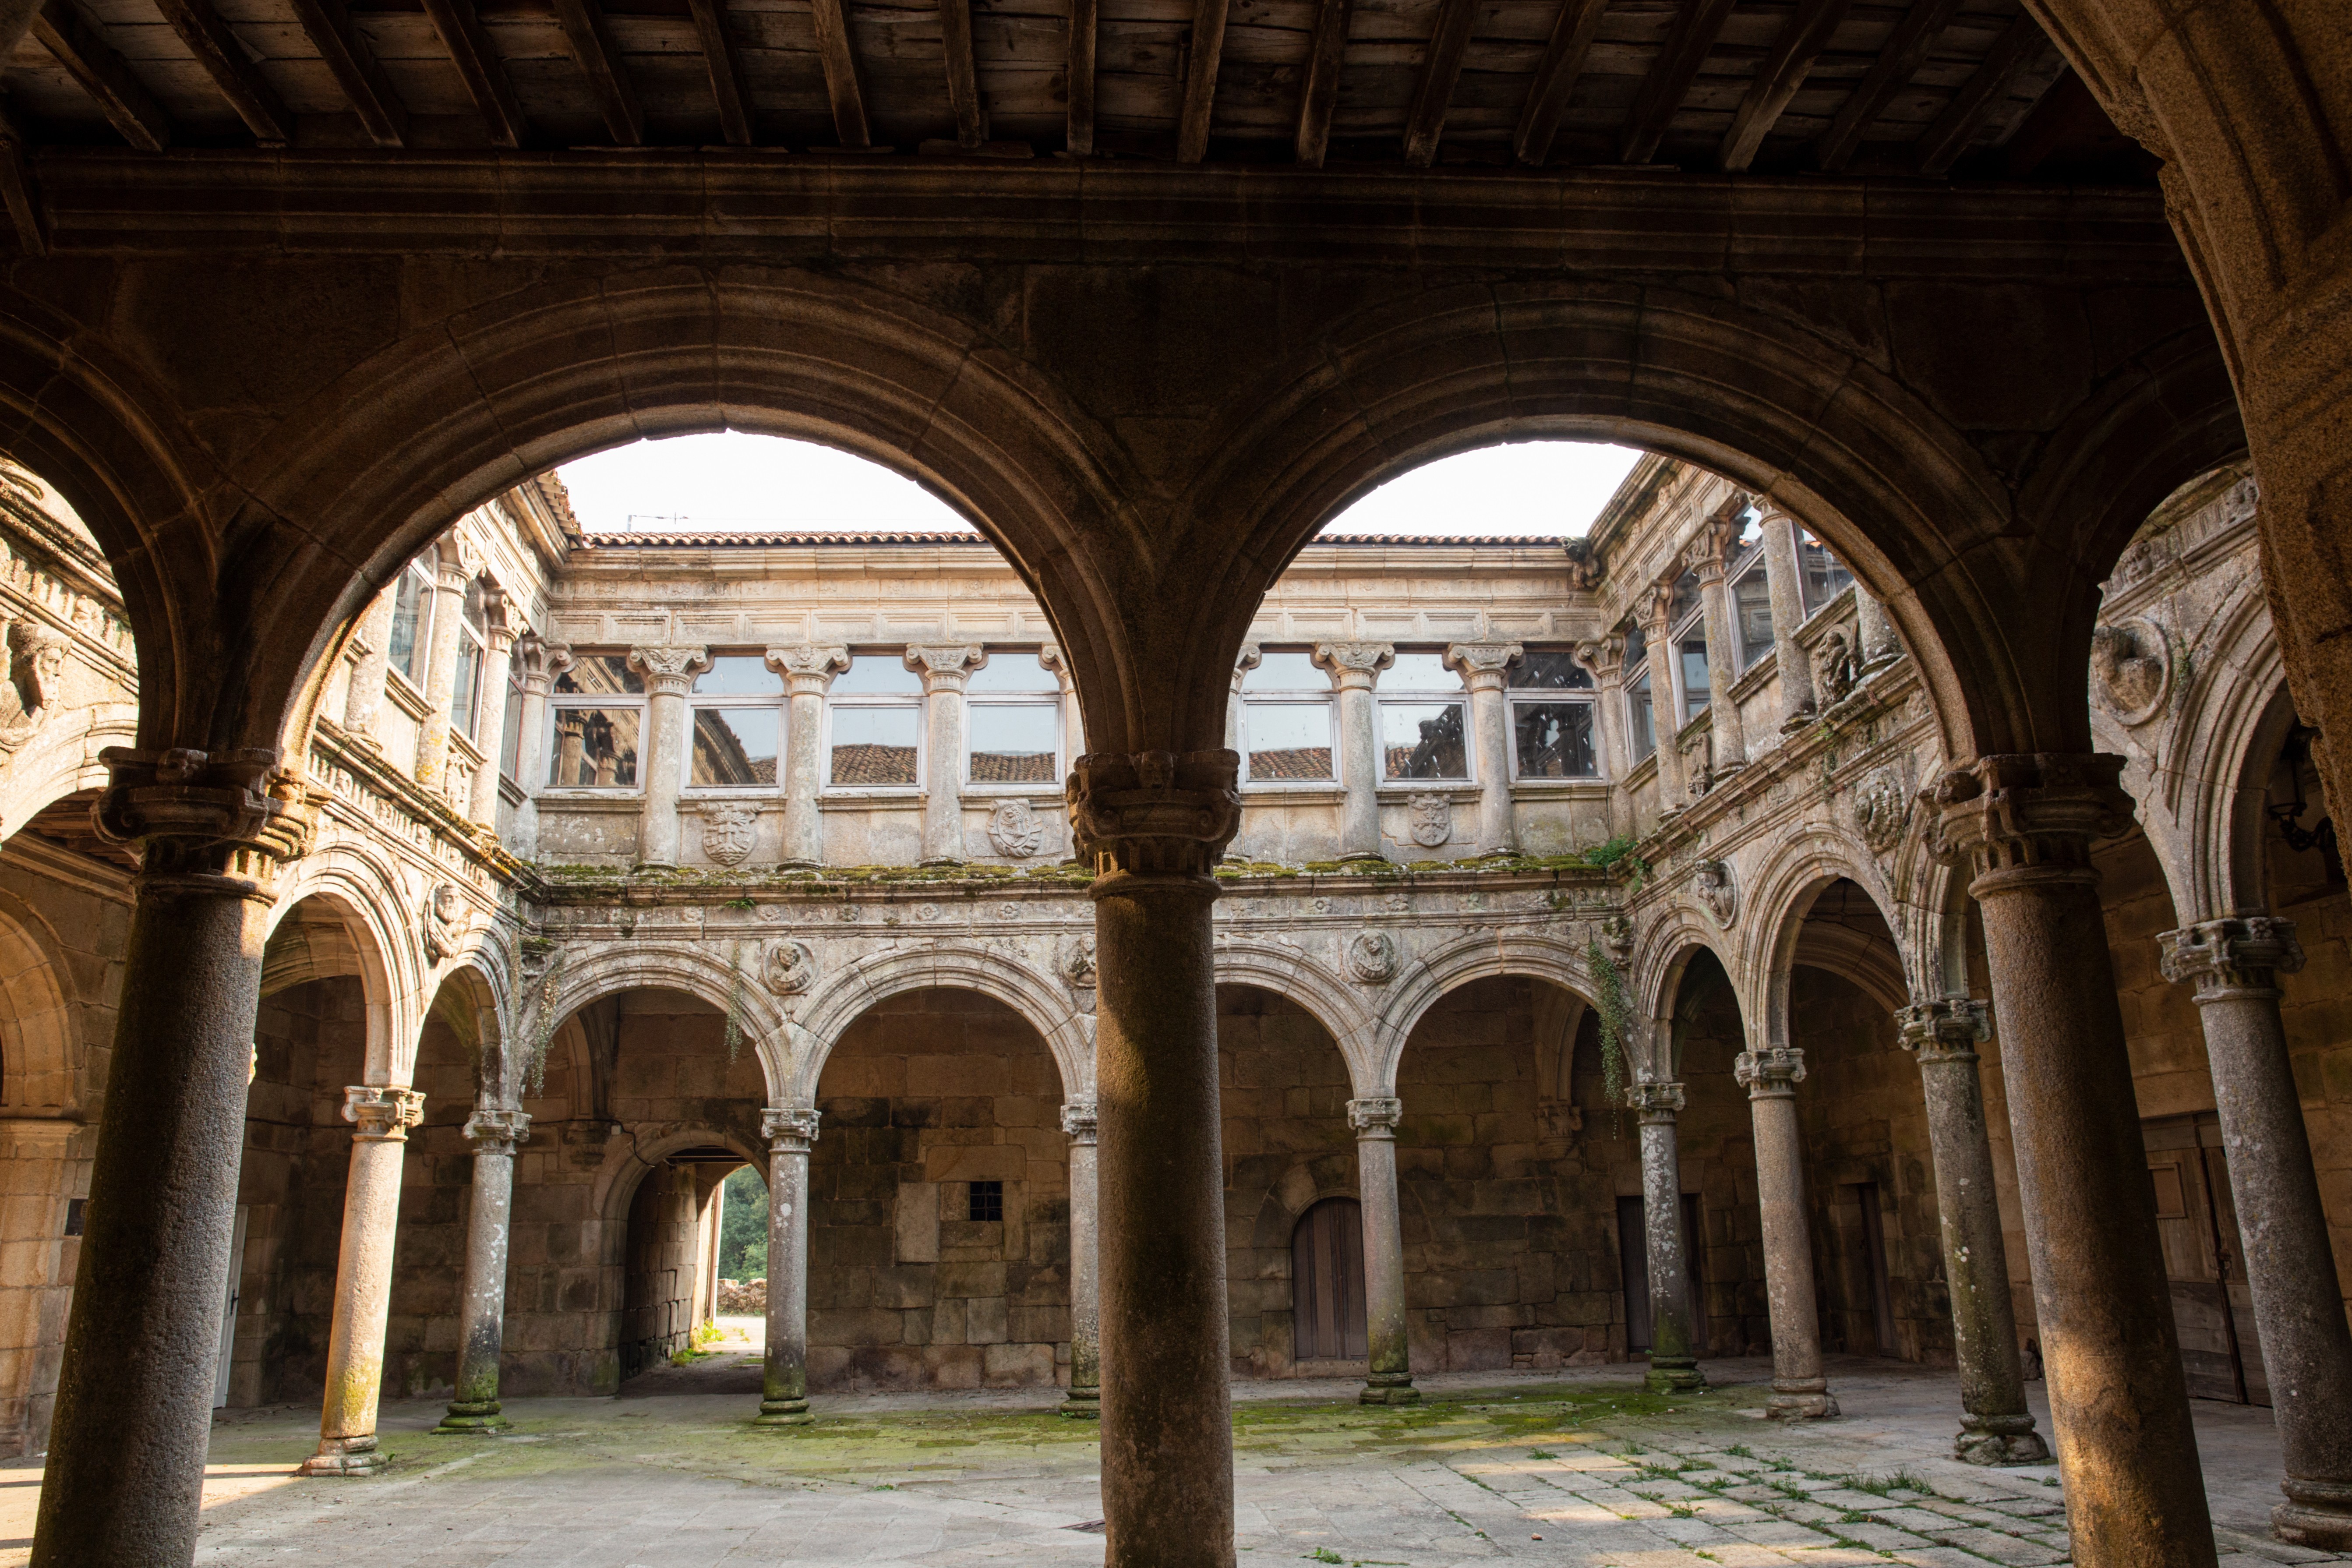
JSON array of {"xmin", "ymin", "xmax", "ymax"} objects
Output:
[
  {"xmin": 1586, "ymin": 937, "xmax": 1636, "ymax": 1134},
  {"xmin": 524, "ymin": 943, "xmax": 566, "ymax": 1098}
]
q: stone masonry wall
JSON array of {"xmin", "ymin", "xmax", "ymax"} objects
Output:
[
  {"xmin": 2266, "ymin": 756, "xmax": 2352, "ymax": 1311},
  {"xmin": 1670, "ymin": 968, "xmax": 1769, "ymax": 1359}
]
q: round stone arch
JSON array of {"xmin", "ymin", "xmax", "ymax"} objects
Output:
[
  {"xmin": 588, "ymin": 1121, "xmax": 768, "ymax": 1252},
  {"xmin": 0, "ymin": 883, "xmax": 83, "ymax": 1113},
  {"xmin": 0, "ymin": 699, "xmax": 135, "ymax": 843},
  {"xmin": 780, "ymin": 941, "xmax": 1087, "ymax": 1107},
  {"xmin": 1361, "ymin": 929, "xmax": 1597, "ymax": 1097},
  {"xmin": 1741, "ymin": 827, "xmax": 1911, "ymax": 1053},
  {"xmin": 1213, "ymin": 941, "xmax": 1377, "ymax": 1093},
  {"xmin": 1632, "ymin": 916, "xmax": 1748, "ymax": 1082},
  {"xmin": 535, "ymin": 941, "xmax": 791, "ymax": 1105},
  {"xmin": 422, "ymin": 960, "xmax": 510, "ymax": 1106},
  {"xmin": 262, "ymin": 865, "xmax": 416, "ymax": 1088}
]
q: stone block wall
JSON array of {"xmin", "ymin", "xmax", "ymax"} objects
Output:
[
  {"xmin": 2099, "ymin": 830, "xmax": 2213, "ymax": 1120},
  {"xmin": 2264, "ymin": 763, "xmax": 2352, "ymax": 1312},
  {"xmin": 621, "ymin": 1161, "xmax": 703, "ymax": 1375},
  {"xmin": 1669, "ymin": 968, "xmax": 1769, "ymax": 1359},
  {"xmin": 807, "ymin": 989, "xmax": 1071, "ymax": 1391}
]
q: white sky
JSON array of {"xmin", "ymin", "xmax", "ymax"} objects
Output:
[{"xmin": 555, "ymin": 432, "xmax": 1642, "ymax": 538}]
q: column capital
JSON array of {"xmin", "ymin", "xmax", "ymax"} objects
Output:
[
  {"xmin": 904, "ymin": 643, "xmax": 987, "ymax": 692},
  {"xmin": 1734, "ymin": 1046, "xmax": 1805, "ymax": 1095},
  {"xmin": 627, "ymin": 644, "xmax": 710, "ymax": 697},
  {"xmin": 512, "ymin": 633, "xmax": 573, "ymax": 695},
  {"xmin": 479, "ymin": 587, "xmax": 518, "ymax": 654},
  {"xmin": 463, "ymin": 1106, "xmax": 531, "ymax": 1153},
  {"xmin": 763, "ymin": 1104, "xmax": 821, "ymax": 1153},
  {"xmin": 344, "ymin": 1086, "xmax": 425, "ymax": 1141},
  {"xmin": 1572, "ymin": 636, "xmax": 1625, "ymax": 684},
  {"xmin": 1643, "ymin": 578, "xmax": 1680, "ymax": 636},
  {"xmin": 1314, "ymin": 641, "xmax": 1395, "ymax": 691},
  {"xmin": 1346, "ymin": 1096, "xmax": 1404, "ymax": 1136},
  {"xmin": 1626, "ymin": 1079, "xmax": 1685, "ymax": 1119},
  {"xmin": 766, "ymin": 643, "xmax": 850, "ymax": 696},
  {"xmin": 1686, "ymin": 506, "xmax": 1747, "ymax": 585},
  {"xmin": 1067, "ymin": 749, "xmax": 1242, "ymax": 880},
  {"xmin": 1230, "ymin": 643, "xmax": 1263, "ymax": 690},
  {"xmin": 2159, "ymin": 915, "xmax": 2306, "ymax": 998},
  {"xmin": 94, "ymin": 746, "xmax": 316, "ymax": 889},
  {"xmin": 1922, "ymin": 754, "xmax": 2134, "ymax": 893},
  {"xmin": 1059, "ymin": 1098, "xmax": 1098, "ymax": 1144},
  {"xmin": 1443, "ymin": 641, "xmax": 1522, "ymax": 692},
  {"xmin": 1896, "ymin": 996, "xmax": 1991, "ymax": 1063},
  {"xmin": 433, "ymin": 557, "xmax": 473, "ymax": 594}
]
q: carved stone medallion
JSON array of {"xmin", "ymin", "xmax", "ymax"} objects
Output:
[
  {"xmin": 1695, "ymin": 859, "xmax": 1738, "ymax": 928},
  {"xmin": 988, "ymin": 797, "xmax": 1045, "ymax": 858},
  {"xmin": 1812, "ymin": 628, "xmax": 1859, "ymax": 707},
  {"xmin": 1060, "ymin": 934, "xmax": 1097, "ymax": 989},
  {"xmin": 422, "ymin": 883, "xmax": 468, "ymax": 965},
  {"xmin": 2091, "ymin": 618, "xmax": 2172, "ymax": 725},
  {"xmin": 701, "ymin": 802, "xmax": 758, "ymax": 867},
  {"xmin": 763, "ymin": 939, "xmax": 816, "ymax": 995},
  {"xmin": 1346, "ymin": 930, "xmax": 1399, "ymax": 985},
  {"xmin": 1851, "ymin": 766, "xmax": 1910, "ymax": 855},
  {"xmin": 1408, "ymin": 793, "xmax": 1451, "ymax": 848}
]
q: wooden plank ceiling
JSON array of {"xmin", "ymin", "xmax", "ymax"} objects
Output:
[{"xmin": 0, "ymin": 0, "xmax": 2155, "ymax": 177}]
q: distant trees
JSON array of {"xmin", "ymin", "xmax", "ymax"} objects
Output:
[{"xmin": 719, "ymin": 1165, "xmax": 768, "ymax": 1279}]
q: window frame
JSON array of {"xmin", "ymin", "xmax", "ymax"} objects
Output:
[
  {"xmin": 1796, "ymin": 527, "xmax": 1855, "ymax": 620},
  {"xmin": 1730, "ymin": 551, "xmax": 1775, "ymax": 671},
  {"xmin": 682, "ymin": 655, "xmax": 788, "ymax": 795},
  {"xmin": 543, "ymin": 652, "xmax": 648, "ymax": 795},
  {"xmin": 449, "ymin": 577, "xmax": 488, "ymax": 744},
  {"xmin": 822, "ymin": 653, "xmax": 926, "ymax": 794},
  {"xmin": 1504, "ymin": 648, "xmax": 1600, "ymax": 782},
  {"xmin": 1621, "ymin": 621, "xmax": 1657, "ymax": 766},
  {"xmin": 385, "ymin": 558, "xmax": 437, "ymax": 695},
  {"xmin": 1238, "ymin": 649, "xmax": 1340, "ymax": 789},
  {"xmin": 1374, "ymin": 650, "xmax": 1471, "ymax": 786},
  {"xmin": 963, "ymin": 650, "xmax": 1064, "ymax": 791}
]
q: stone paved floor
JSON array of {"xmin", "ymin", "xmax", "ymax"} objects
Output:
[{"xmin": 1, "ymin": 1356, "xmax": 2342, "ymax": 1566}]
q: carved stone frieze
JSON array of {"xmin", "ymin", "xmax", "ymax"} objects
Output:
[
  {"xmin": 988, "ymin": 797, "xmax": 1045, "ymax": 858},
  {"xmin": 1407, "ymin": 793, "xmax": 1451, "ymax": 848},
  {"xmin": 1851, "ymin": 765, "xmax": 1911, "ymax": 855},
  {"xmin": 701, "ymin": 802, "xmax": 759, "ymax": 867},
  {"xmin": 1346, "ymin": 929, "xmax": 1399, "ymax": 984}
]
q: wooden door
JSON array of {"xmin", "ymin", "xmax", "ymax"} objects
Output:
[
  {"xmin": 1292, "ymin": 1197, "xmax": 1368, "ymax": 1361},
  {"xmin": 2144, "ymin": 1112, "xmax": 2270, "ymax": 1405}
]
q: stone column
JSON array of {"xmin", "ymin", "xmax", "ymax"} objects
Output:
[
  {"xmin": 437, "ymin": 1107, "xmax": 529, "ymax": 1434},
  {"xmin": 414, "ymin": 548, "xmax": 472, "ymax": 791},
  {"xmin": 1756, "ymin": 509, "xmax": 1815, "ymax": 727},
  {"xmin": 1896, "ymin": 998, "xmax": 2048, "ymax": 1464},
  {"xmin": 1348, "ymin": 1096, "xmax": 1418, "ymax": 1405},
  {"xmin": 1060, "ymin": 1097, "xmax": 1101, "ymax": 1418},
  {"xmin": 1070, "ymin": 749, "xmax": 1243, "ymax": 1568},
  {"xmin": 467, "ymin": 594, "xmax": 517, "ymax": 829},
  {"xmin": 756, "ymin": 1105, "xmax": 820, "ymax": 1426},
  {"xmin": 1629, "ymin": 1080, "xmax": 1703, "ymax": 1391},
  {"xmin": 300, "ymin": 1084, "xmax": 426, "ymax": 1475},
  {"xmin": 627, "ymin": 644, "xmax": 710, "ymax": 869},
  {"xmin": 2161, "ymin": 916, "xmax": 2352, "ymax": 1550},
  {"xmin": 32, "ymin": 749, "xmax": 310, "ymax": 1566},
  {"xmin": 507, "ymin": 636, "xmax": 570, "ymax": 859},
  {"xmin": 1575, "ymin": 636, "xmax": 1630, "ymax": 837},
  {"xmin": 768, "ymin": 644, "xmax": 849, "ymax": 867},
  {"xmin": 1855, "ymin": 588, "xmax": 1903, "ymax": 672},
  {"xmin": 1734, "ymin": 1045, "xmax": 1835, "ymax": 1418},
  {"xmin": 1445, "ymin": 642, "xmax": 1522, "ymax": 857},
  {"xmin": 907, "ymin": 645, "xmax": 986, "ymax": 864},
  {"xmin": 1644, "ymin": 583, "xmax": 1688, "ymax": 806},
  {"xmin": 1314, "ymin": 641, "xmax": 1394, "ymax": 862},
  {"xmin": 1688, "ymin": 516, "xmax": 1748, "ymax": 770},
  {"xmin": 1926, "ymin": 754, "xmax": 2215, "ymax": 1566},
  {"xmin": 341, "ymin": 585, "xmax": 398, "ymax": 746}
]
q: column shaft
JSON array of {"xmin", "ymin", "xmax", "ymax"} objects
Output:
[
  {"xmin": 1757, "ymin": 511, "xmax": 1815, "ymax": 725},
  {"xmin": 468, "ymin": 606, "xmax": 517, "ymax": 828},
  {"xmin": 507, "ymin": 637, "xmax": 569, "ymax": 860},
  {"xmin": 1574, "ymin": 638, "xmax": 1629, "ymax": 838},
  {"xmin": 1644, "ymin": 589, "xmax": 1688, "ymax": 806},
  {"xmin": 1447, "ymin": 643, "xmax": 1520, "ymax": 856},
  {"xmin": 1316, "ymin": 642, "xmax": 1393, "ymax": 861},
  {"xmin": 439, "ymin": 1109, "xmax": 528, "ymax": 1433},
  {"xmin": 1737, "ymin": 1049, "xmax": 1834, "ymax": 1418},
  {"xmin": 908, "ymin": 646, "xmax": 985, "ymax": 863},
  {"xmin": 629, "ymin": 645, "xmax": 710, "ymax": 868},
  {"xmin": 1061, "ymin": 1098, "xmax": 1101, "ymax": 1417},
  {"xmin": 2162, "ymin": 918, "xmax": 2352, "ymax": 1549},
  {"xmin": 302, "ymin": 1087, "xmax": 425, "ymax": 1474},
  {"xmin": 1349, "ymin": 1098, "xmax": 1417, "ymax": 1403},
  {"xmin": 1691, "ymin": 519, "xmax": 1747, "ymax": 769},
  {"xmin": 757, "ymin": 1107, "xmax": 819, "ymax": 1425},
  {"xmin": 770, "ymin": 646, "xmax": 848, "ymax": 867},
  {"xmin": 1854, "ymin": 589, "xmax": 1903, "ymax": 670},
  {"xmin": 1631, "ymin": 1081, "xmax": 1702, "ymax": 1391},
  {"xmin": 414, "ymin": 553, "xmax": 471, "ymax": 791},
  {"xmin": 1898, "ymin": 999, "xmax": 2047, "ymax": 1463}
]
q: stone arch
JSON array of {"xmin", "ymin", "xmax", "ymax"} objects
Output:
[
  {"xmin": 0, "ymin": 701, "xmax": 136, "ymax": 844},
  {"xmin": 261, "ymin": 870, "xmax": 415, "ymax": 1088},
  {"xmin": 0, "ymin": 886, "xmax": 81, "ymax": 1113},
  {"xmin": 1632, "ymin": 916, "xmax": 1747, "ymax": 1082},
  {"xmin": 589, "ymin": 1121, "xmax": 767, "ymax": 1247},
  {"xmin": 1213, "ymin": 941, "xmax": 1376, "ymax": 1092},
  {"xmin": 537, "ymin": 941, "xmax": 790, "ymax": 1105},
  {"xmin": 1741, "ymin": 828, "xmax": 1911, "ymax": 1052},
  {"xmin": 784, "ymin": 943, "xmax": 1088, "ymax": 1106},
  {"xmin": 422, "ymin": 961, "xmax": 508, "ymax": 1107},
  {"xmin": 1363, "ymin": 930, "xmax": 1597, "ymax": 1096}
]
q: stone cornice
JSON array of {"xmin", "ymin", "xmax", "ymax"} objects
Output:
[{"xmin": 308, "ymin": 719, "xmax": 529, "ymax": 886}]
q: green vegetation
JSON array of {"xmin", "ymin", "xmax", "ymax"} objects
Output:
[{"xmin": 719, "ymin": 1165, "xmax": 768, "ymax": 1280}]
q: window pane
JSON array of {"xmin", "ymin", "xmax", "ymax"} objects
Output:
[
  {"xmin": 695, "ymin": 655, "xmax": 784, "ymax": 696},
  {"xmin": 500, "ymin": 681, "xmax": 523, "ymax": 779},
  {"xmin": 1734, "ymin": 571, "xmax": 1774, "ymax": 669},
  {"xmin": 1514, "ymin": 702, "xmax": 1596, "ymax": 778},
  {"xmin": 452, "ymin": 642, "xmax": 482, "ymax": 740},
  {"xmin": 388, "ymin": 567, "xmax": 430, "ymax": 686},
  {"xmin": 1679, "ymin": 640, "xmax": 1710, "ymax": 723},
  {"xmin": 690, "ymin": 706, "xmax": 780, "ymax": 787},
  {"xmin": 832, "ymin": 656, "xmax": 922, "ymax": 695},
  {"xmin": 555, "ymin": 654, "xmax": 645, "ymax": 696},
  {"xmin": 1510, "ymin": 651, "xmax": 1592, "ymax": 689},
  {"xmin": 1622, "ymin": 621, "xmax": 1648, "ymax": 670},
  {"xmin": 462, "ymin": 576, "xmax": 488, "ymax": 635},
  {"xmin": 969, "ymin": 703, "xmax": 1058, "ymax": 782},
  {"xmin": 1670, "ymin": 570, "xmax": 1701, "ymax": 628},
  {"xmin": 1798, "ymin": 529, "xmax": 1853, "ymax": 615},
  {"xmin": 966, "ymin": 653, "xmax": 1060, "ymax": 694},
  {"xmin": 1628, "ymin": 674, "xmax": 1656, "ymax": 762},
  {"xmin": 1384, "ymin": 652, "xmax": 1455, "ymax": 689},
  {"xmin": 829, "ymin": 706, "xmax": 921, "ymax": 785},
  {"xmin": 1245, "ymin": 702, "xmax": 1333, "ymax": 780},
  {"xmin": 1382, "ymin": 702, "xmax": 1467, "ymax": 779},
  {"xmin": 547, "ymin": 708, "xmax": 640, "ymax": 788},
  {"xmin": 1243, "ymin": 651, "xmax": 1325, "ymax": 692}
]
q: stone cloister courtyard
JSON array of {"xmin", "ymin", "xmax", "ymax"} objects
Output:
[{"xmin": 3, "ymin": 1360, "xmax": 2330, "ymax": 1568}]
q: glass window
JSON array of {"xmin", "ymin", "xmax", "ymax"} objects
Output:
[
  {"xmin": 1243, "ymin": 650, "xmax": 1336, "ymax": 784},
  {"xmin": 694, "ymin": 655, "xmax": 784, "ymax": 696},
  {"xmin": 386, "ymin": 561, "xmax": 434, "ymax": 689},
  {"xmin": 1509, "ymin": 651, "xmax": 1593, "ymax": 690},
  {"xmin": 1384, "ymin": 652, "xmax": 1454, "ymax": 689},
  {"xmin": 1242, "ymin": 650, "xmax": 1324, "ymax": 692},
  {"xmin": 1512, "ymin": 702, "xmax": 1597, "ymax": 779},
  {"xmin": 1734, "ymin": 568, "xmax": 1774, "ymax": 670},
  {"xmin": 828, "ymin": 705, "xmax": 921, "ymax": 786},
  {"xmin": 450, "ymin": 578, "xmax": 488, "ymax": 742},
  {"xmin": 547, "ymin": 708, "xmax": 640, "ymax": 788},
  {"xmin": 967, "ymin": 653, "xmax": 1060, "ymax": 694},
  {"xmin": 1678, "ymin": 639, "xmax": 1710, "ymax": 724},
  {"xmin": 1798, "ymin": 529, "xmax": 1853, "ymax": 617},
  {"xmin": 1627, "ymin": 671, "xmax": 1656, "ymax": 762},
  {"xmin": 500, "ymin": 675, "xmax": 523, "ymax": 781},
  {"xmin": 1668, "ymin": 570, "xmax": 1701, "ymax": 629},
  {"xmin": 1622, "ymin": 621, "xmax": 1648, "ymax": 671},
  {"xmin": 1383, "ymin": 703, "xmax": 1466, "ymax": 780},
  {"xmin": 690, "ymin": 707, "xmax": 780, "ymax": 787},
  {"xmin": 832, "ymin": 655, "xmax": 923, "ymax": 695},
  {"xmin": 554, "ymin": 655, "xmax": 644, "ymax": 696},
  {"xmin": 969, "ymin": 703, "xmax": 1059, "ymax": 783}
]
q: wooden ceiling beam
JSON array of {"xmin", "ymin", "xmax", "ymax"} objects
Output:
[
  {"xmin": 1812, "ymin": 0, "xmax": 1957, "ymax": 172},
  {"xmin": 1066, "ymin": 0, "xmax": 1095, "ymax": 154},
  {"xmin": 684, "ymin": 0, "xmax": 751, "ymax": 145},
  {"xmin": 152, "ymin": 0, "xmax": 293, "ymax": 145},
  {"xmin": 939, "ymin": 0, "xmax": 985, "ymax": 149},
  {"xmin": 1175, "ymin": 0, "xmax": 1229, "ymax": 162},
  {"xmin": 552, "ymin": 0, "xmax": 645, "ymax": 144},
  {"xmin": 809, "ymin": 0, "xmax": 871, "ymax": 147},
  {"xmin": 1716, "ymin": 0, "xmax": 1848, "ymax": 171},
  {"xmin": 286, "ymin": 0, "xmax": 409, "ymax": 145},
  {"xmin": 1914, "ymin": 11, "xmax": 2058, "ymax": 175},
  {"xmin": 421, "ymin": 0, "xmax": 530, "ymax": 147},
  {"xmin": 1400, "ymin": 0, "xmax": 1477, "ymax": 167},
  {"xmin": 1617, "ymin": 0, "xmax": 1738, "ymax": 165},
  {"xmin": 1291, "ymin": 0, "xmax": 1347, "ymax": 166},
  {"xmin": 1511, "ymin": 0, "xmax": 1606, "ymax": 166},
  {"xmin": 32, "ymin": 0, "xmax": 169, "ymax": 151}
]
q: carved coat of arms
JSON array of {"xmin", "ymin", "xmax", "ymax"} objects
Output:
[
  {"xmin": 1408, "ymin": 794, "xmax": 1451, "ymax": 848},
  {"xmin": 701, "ymin": 803, "xmax": 758, "ymax": 867},
  {"xmin": 1851, "ymin": 766, "xmax": 1911, "ymax": 855}
]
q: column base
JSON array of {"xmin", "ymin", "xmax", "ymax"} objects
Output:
[
  {"xmin": 432, "ymin": 1401, "xmax": 509, "ymax": 1434},
  {"xmin": 1359, "ymin": 1374, "xmax": 1420, "ymax": 1406},
  {"xmin": 2274, "ymin": 1479, "xmax": 2352, "ymax": 1551},
  {"xmin": 754, "ymin": 1399, "xmax": 813, "ymax": 1427},
  {"xmin": 298, "ymin": 1437, "xmax": 387, "ymax": 1476},
  {"xmin": 1953, "ymin": 1413, "xmax": 2050, "ymax": 1466},
  {"xmin": 1643, "ymin": 1358, "xmax": 1706, "ymax": 1394},
  {"xmin": 1059, "ymin": 1388, "xmax": 1100, "ymax": 1420},
  {"xmin": 1765, "ymin": 1383, "xmax": 1838, "ymax": 1420}
]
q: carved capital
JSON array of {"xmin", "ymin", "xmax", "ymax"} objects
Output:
[
  {"xmin": 1564, "ymin": 536, "xmax": 1601, "ymax": 591},
  {"xmin": 94, "ymin": 746, "xmax": 315, "ymax": 889},
  {"xmin": 1067, "ymin": 749, "xmax": 1242, "ymax": 880},
  {"xmin": 1443, "ymin": 641, "xmax": 1522, "ymax": 692},
  {"xmin": 1572, "ymin": 636, "xmax": 1625, "ymax": 684},
  {"xmin": 1687, "ymin": 501, "xmax": 1748, "ymax": 584},
  {"xmin": 1644, "ymin": 578, "xmax": 1680, "ymax": 634},
  {"xmin": 345, "ymin": 1085, "xmax": 426, "ymax": 1140},
  {"xmin": 1896, "ymin": 997, "xmax": 1991, "ymax": 1064},
  {"xmin": 512, "ymin": 635, "xmax": 574, "ymax": 694},
  {"xmin": 2160, "ymin": 916, "xmax": 2305, "ymax": 999},
  {"xmin": 904, "ymin": 644, "xmax": 987, "ymax": 692},
  {"xmin": 1059, "ymin": 1098, "xmax": 1098, "ymax": 1144},
  {"xmin": 1922, "ymin": 754, "xmax": 2133, "ymax": 893},
  {"xmin": 1347, "ymin": 1096, "xmax": 1404, "ymax": 1136},
  {"xmin": 762, "ymin": 1105, "xmax": 822, "ymax": 1153},
  {"xmin": 1733, "ymin": 1046, "xmax": 1805, "ymax": 1095},
  {"xmin": 463, "ymin": 1106, "xmax": 532, "ymax": 1153},
  {"xmin": 629, "ymin": 645, "xmax": 711, "ymax": 696},
  {"xmin": 767, "ymin": 644, "xmax": 851, "ymax": 696},
  {"xmin": 1313, "ymin": 641, "xmax": 1395, "ymax": 690},
  {"xmin": 1230, "ymin": 643, "xmax": 1263, "ymax": 691},
  {"xmin": 1625, "ymin": 1079, "xmax": 1685, "ymax": 1119}
]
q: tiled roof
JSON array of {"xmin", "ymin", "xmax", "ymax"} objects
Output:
[
  {"xmin": 970, "ymin": 751, "xmax": 1057, "ymax": 784},
  {"xmin": 1247, "ymin": 748, "xmax": 1333, "ymax": 781},
  {"xmin": 830, "ymin": 744, "xmax": 919, "ymax": 786}
]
